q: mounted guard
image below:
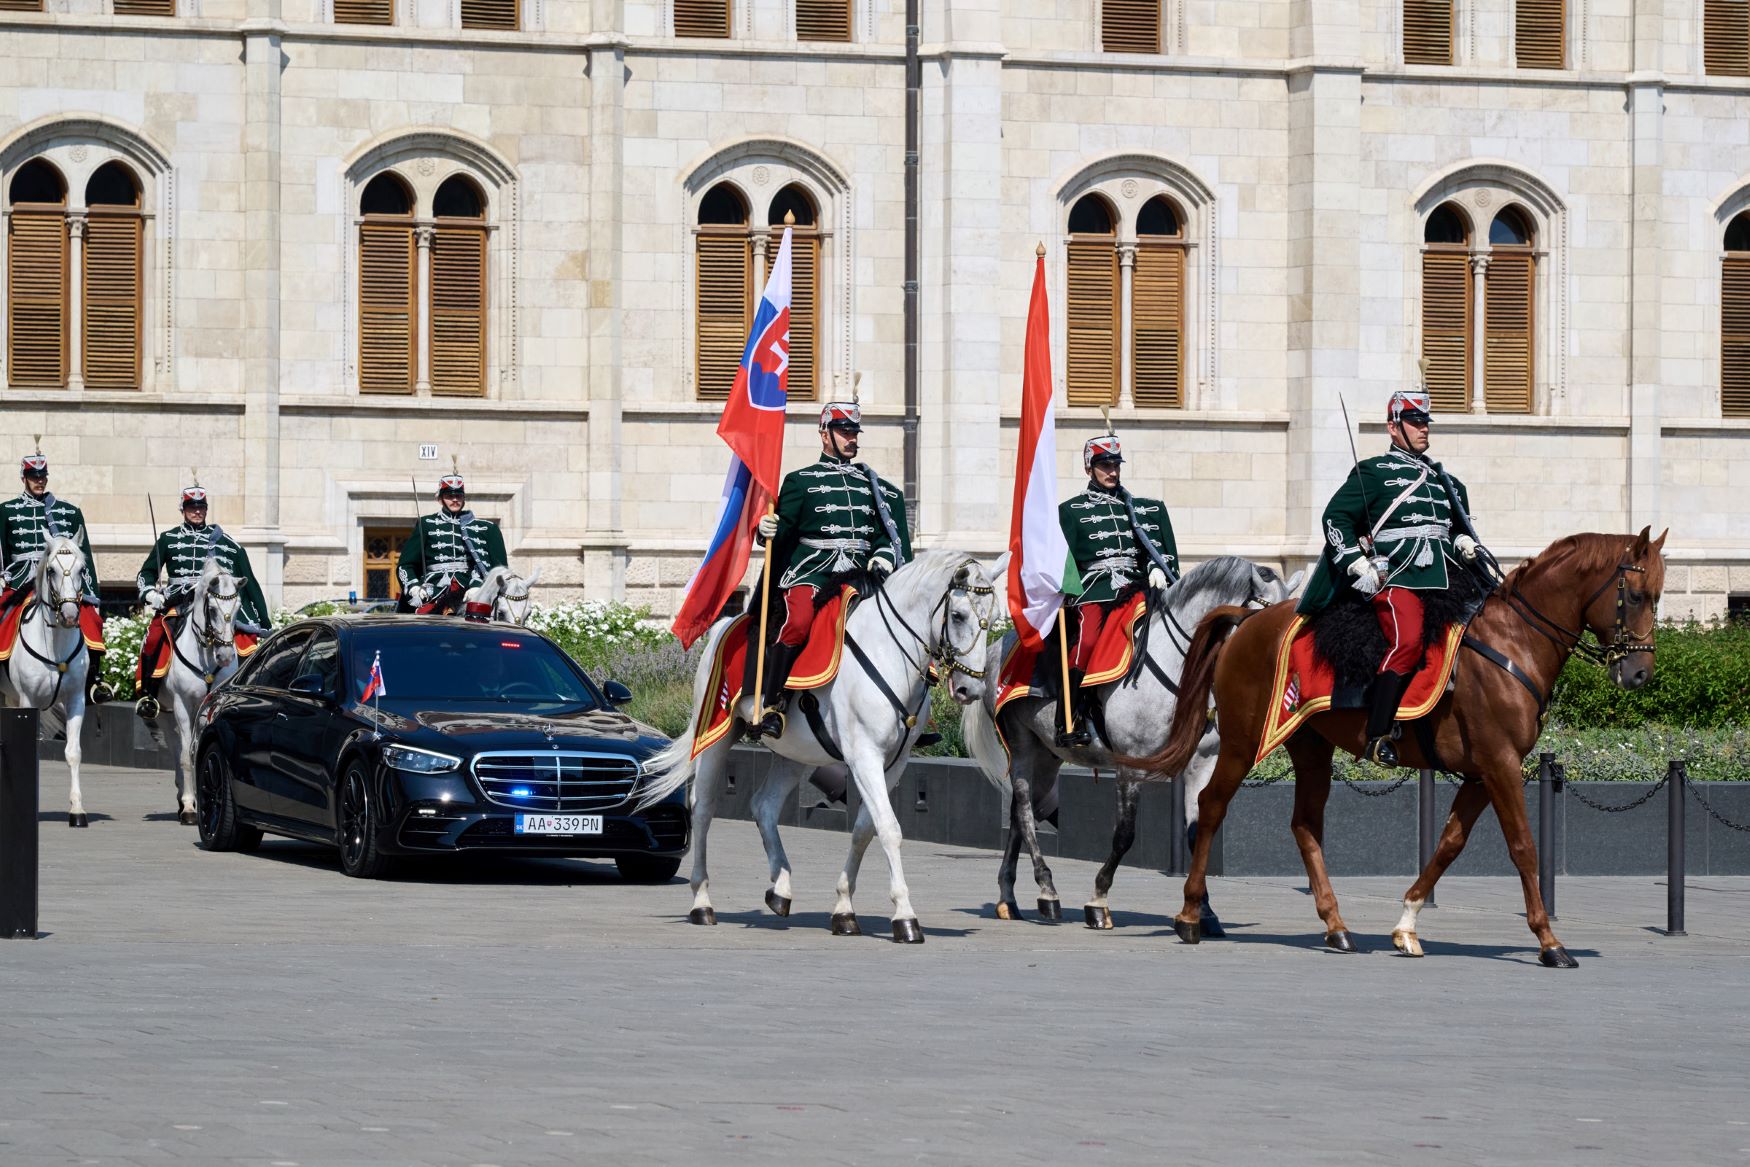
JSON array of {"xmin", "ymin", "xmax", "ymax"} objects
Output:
[
  {"xmin": 397, "ymin": 471, "xmax": 508, "ymax": 620},
  {"xmin": 749, "ymin": 400, "xmax": 912, "ymax": 739},
  {"xmin": 1055, "ymin": 432, "xmax": 1180, "ymax": 747},
  {"xmin": 1295, "ymin": 388, "xmax": 1487, "ymax": 766},
  {"xmin": 0, "ymin": 443, "xmax": 111, "ymax": 704},
  {"xmin": 134, "ymin": 481, "xmax": 270, "ymax": 720}
]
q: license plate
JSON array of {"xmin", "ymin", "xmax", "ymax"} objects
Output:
[{"xmin": 514, "ymin": 813, "xmax": 603, "ymax": 836}]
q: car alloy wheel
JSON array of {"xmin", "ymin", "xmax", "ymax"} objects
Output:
[
  {"xmin": 196, "ymin": 749, "xmax": 261, "ymax": 853},
  {"xmin": 338, "ymin": 761, "xmax": 393, "ymax": 879}
]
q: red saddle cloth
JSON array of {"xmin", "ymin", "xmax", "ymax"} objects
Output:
[
  {"xmin": 993, "ymin": 593, "xmax": 1148, "ymax": 715},
  {"xmin": 135, "ymin": 609, "xmax": 260, "ymax": 684},
  {"xmin": 691, "ymin": 584, "xmax": 858, "ymax": 759},
  {"xmin": 1256, "ymin": 615, "xmax": 1465, "ymax": 764},
  {"xmin": 0, "ymin": 593, "xmax": 106, "ymax": 660}
]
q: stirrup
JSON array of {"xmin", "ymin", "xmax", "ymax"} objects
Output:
[
  {"xmin": 88, "ymin": 680, "xmax": 114, "ymax": 705},
  {"xmin": 753, "ymin": 708, "xmax": 786, "ymax": 741},
  {"xmin": 1363, "ymin": 735, "xmax": 1399, "ymax": 768},
  {"xmin": 135, "ymin": 695, "xmax": 161, "ymax": 721},
  {"xmin": 1055, "ymin": 721, "xmax": 1092, "ymax": 749}
]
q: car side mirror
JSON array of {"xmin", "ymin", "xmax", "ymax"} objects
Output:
[
  {"xmin": 289, "ymin": 674, "xmax": 331, "ymax": 699},
  {"xmin": 601, "ymin": 680, "xmax": 633, "ymax": 706}
]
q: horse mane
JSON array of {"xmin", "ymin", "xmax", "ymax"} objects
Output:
[
  {"xmin": 1500, "ymin": 533, "xmax": 1637, "ymax": 598},
  {"xmin": 476, "ymin": 565, "xmax": 513, "ymax": 604},
  {"xmin": 1168, "ymin": 555, "xmax": 1261, "ymax": 609}
]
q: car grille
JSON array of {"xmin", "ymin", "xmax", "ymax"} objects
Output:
[{"xmin": 471, "ymin": 750, "xmax": 641, "ymax": 812}]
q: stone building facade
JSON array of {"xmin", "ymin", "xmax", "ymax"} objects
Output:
[{"xmin": 1, "ymin": 0, "xmax": 1745, "ymax": 620}]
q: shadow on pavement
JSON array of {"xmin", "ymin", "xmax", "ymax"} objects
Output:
[
  {"xmin": 244, "ymin": 840, "xmax": 639, "ymax": 887},
  {"xmin": 37, "ymin": 811, "xmax": 113, "ymax": 823}
]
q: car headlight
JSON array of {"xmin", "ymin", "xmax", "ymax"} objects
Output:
[{"xmin": 380, "ymin": 744, "xmax": 462, "ymax": 774}]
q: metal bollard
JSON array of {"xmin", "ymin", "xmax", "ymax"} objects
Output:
[
  {"xmin": 1417, "ymin": 769, "xmax": 1437, "ymax": 908},
  {"xmin": 1666, "ymin": 759, "xmax": 1686, "ymax": 937},
  {"xmin": 1, "ymin": 708, "xmax": 41, "ymax": 940},
  {"xmin": 1537, "ymin": 753, "xmax": 1559, "ymax": 922}
]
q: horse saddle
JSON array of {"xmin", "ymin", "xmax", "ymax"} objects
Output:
[
  {"xmin": 993, "ymin": 592, "xmax": 1149, "ymax": 717},
  {"xmin": 1307, "ymin": 570, "xmax": 1489, "ymax": 708}
]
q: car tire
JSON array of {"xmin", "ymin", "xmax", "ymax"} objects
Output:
[
  {"xmin": 337, "ymin": 760, "xmax": 395, "ymax": 880},
  {"xmin": 615, "ymin": 854, "xmax": 682, "ymax": 884},
  {"xmin": 196, "ymin": 747, "xmax": 262, "ymax": 854}
]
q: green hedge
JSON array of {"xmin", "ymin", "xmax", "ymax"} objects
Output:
[{"xmin": 1549, "ymin": 619, "xmax": 1750, "ymax": 729}]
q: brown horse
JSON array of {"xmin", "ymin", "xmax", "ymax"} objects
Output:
[{"xmin": 1133, "ymin": 528, "xmax": 1667, "ymax": 968}]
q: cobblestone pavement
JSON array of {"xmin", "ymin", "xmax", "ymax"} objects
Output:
[{"xmin": 3, "ymin": 762, "xmax": 1748, "ymax": 1166}]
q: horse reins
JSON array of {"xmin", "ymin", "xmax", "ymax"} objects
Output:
[
  {"xmin": 170, "ymin": 580, "xmax": 241, "ymax": 689},
  {"xmin": 1499, "ymin": 559, "xmax": 1655, "ymax": 668},
  {"xmin": 13, "ymin": 548, "xmax": 87, "ymax": 710}
]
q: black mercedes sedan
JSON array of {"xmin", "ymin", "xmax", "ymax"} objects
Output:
[{"xmin": 192, "ymin": 615, "xmax": 688, "ymax": 880}]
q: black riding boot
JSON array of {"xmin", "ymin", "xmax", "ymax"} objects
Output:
[
  {"xmin": 1363, "ymin": 670, "xmax": 1415, "ymax": 768},
  {"xmin": 1055, "ymin": 670, "xmax": 1091, "ymax": 748},
  {"xmin": 752, "ymin": 642, "xmax": 802, "ymax": 740},
  {"xmin": 87, "ymin": 649, "xmax": 113, "ymax": 704}
]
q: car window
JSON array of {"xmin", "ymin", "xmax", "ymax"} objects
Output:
[
  {"xmin": 293, "ymin": 631, "xmax": 342, "ymax": 700},
  {"xmin": 251, "ymin": 629, "xmax": 315, "ymax": 692},
  {"xmin": 347, "ymin": 627, "xmax": 599, "ymax": 705}
]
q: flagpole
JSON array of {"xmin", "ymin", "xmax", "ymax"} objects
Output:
[
  {"xmin": 751, "ymin": 503, "xmax": 777, "ymax": 723},
  {"xmin": 1057, "ymin": 609, "xmax": 1074, "ymax": 737}
]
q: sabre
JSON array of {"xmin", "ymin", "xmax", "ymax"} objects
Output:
[{"xmin": 1336, "ymin": 394, "xmax": 1378, "ymax": 557}]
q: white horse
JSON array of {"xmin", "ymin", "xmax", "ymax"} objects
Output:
[
  {"xmin": 149, "ymin": 561, "xmax": 245, "ymax": 825},
  {"xmin": 474, "ymin": 564, "xmax": 541, "ymax": 625},
  {"xmin": 0, "ymin": 534, "xmax": 96, "ymax": 826},
  {"xmin": 637, "ymin": 549, "xmax": 1007, "ymax": 943},
  {"xmin": 962, "ymin": 557, "xmax": 1301, "ymax": 929}
]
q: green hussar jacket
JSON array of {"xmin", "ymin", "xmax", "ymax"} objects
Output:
[
  {"xmin": 136, "ymin": 522, "xmax": 272, "ymax": 631},
  {"xmin": 771, "ymin": 454, "xmax": 912, "ymax": 591},
  {"xmin": 1, "ymin": 493, "xmax": 99, "ymax": 600},
  {"xmin": 1060, "ymin": 485, "xmax": 1179, "ymax": 606},
  {"xmin": 1297, "ymin": 445, "xmax": 1474, "ymax": 615},
  {"xmin": 396, "ymin": 511, "xmax": 509, "ymax": 596}
]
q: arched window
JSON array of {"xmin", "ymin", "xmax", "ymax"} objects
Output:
[
  {"xmin": 695, "ymin": 182, "xmax": 751, "ymax": 401},
  {"xmin": 1706, "ymin": 1, "xmax": 1750, "ymax": 77},
  {"xmin": 82, "ymin": 162, "xmax": 143, "ymax": 390},
  {"xmin": 1065, "ymin": 193, "xmax": 1119, "ymax": 406},
  {"xmin": 1420, "ymin": 203, "xmax": 1472, "ymax": 412},
  {"xmin": 6, "ymin": 159, "xmax": 68, "ymax": 389},
  {"xmin": 1132, "ymin": 195, "xmax": 1185, "ymax": 408},
  {"xmin": 1484, "ymin": 207, "xmax": 1535, "ymax": 413},
  {"xmin": 1724, "ymin": 212, "xmax": 1750, "ymax": 418},
  {"xmin": 1516, "ymin": 0, "xmax": 1565, "ymax": 68},
  {"xmin": 430, "ymin": 175, "xmax": 487, "ymax": 395},
  {"xmin": 1404, "ymin": 0, "xmax": 1454, "ymax": 65},
  {"xmin": 767, "ymin": 184, "xmax": 819, "ymax": 401},
  {"xmin": 357, "ymin": 172, "xmax": 416, "ymax": 394}
]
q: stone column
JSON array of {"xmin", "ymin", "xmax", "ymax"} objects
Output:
[
  {"xmin": 1469, "ymin": 253, "xmax": 1490, "ymax": 414},
  {"xmin": 583, "ymin": 36, "xmax": 627, "ymax": 597},
  {"xmin": 1117, "ymin": 242, "xmax": 1137, "ymax": 407},
  {"xmin": 751, "ymin": 233, "xmax": 769, "ymax": 302},
  {"xmin": 66, "ymin": 214, "xmax": 86, "ymax": 393},
  {"xmin": 414, "ymin": 224, "xmax": 434, "ymax": 395},
  {"xmin": 1626, "ymin": 0, "xmax": 1664, "ymax": 532},
  {"xmin": 240, "ymin": 23, "xmax": 285, "ymax": 606}
]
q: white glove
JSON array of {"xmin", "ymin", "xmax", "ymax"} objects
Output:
[
  {"xmin": 757, "ymin": 513, "xmax": 779, "ymax": 540},
  {"xmin": 869, "ymin": 557, "xmax": 893, "ymax": 580},
  {"xmin": 405, "ymin": 585, "xmax": 427, "ymax": 606},
  {"xmin": 1347, "ymin": 557, "xmax": 1382, "ymax": 597},
  {"xmin": 143, "ymin": 590, "xmax": 165, "ymax": 611},
  {"xmin": 1454, "ymin": 534, "xmax": 1479, "ymax": 563},
  {"xmin": 1147, "ymin": 566, "xmax": 1169, "ymax": 591}
]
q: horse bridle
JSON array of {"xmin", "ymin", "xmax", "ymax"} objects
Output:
[
  {"xmin": 870, "ymin": 564, "xmax": 996, "ymax": 686},
  {"xmin": 14, "ymin": 547, "xmax": 87, "ymax": 708},
  {"xmin": 172, "ymin": 578, "xmax": 240, "ymax": 688},
  {"xmin": 1503, "ymin": 558, "xmax": 1655, "ymax": 668}
]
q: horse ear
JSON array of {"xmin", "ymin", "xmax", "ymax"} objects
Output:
[
  {"xmin": 1653, "ymin": 528, "xmax": 1668, "ymax": 554},
  {"xmin": 1631, "ymin": 525, "xmax": 1652, "ymax": 557},
  {"xmin": 986, "ymin": 551, "xmax": 1012, "ymax": 581},
  {"xmin": 1284, "ymin": 568, "xmax": 1307, "ymax": 596},
  {"xmin": 524, "ymin": 566, "xmax": 542, "ymax": 587}
]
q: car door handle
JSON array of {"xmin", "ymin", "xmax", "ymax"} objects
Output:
[{"xmin": 274, "ymin": 712, "xmax": 289, "ymax": 720}]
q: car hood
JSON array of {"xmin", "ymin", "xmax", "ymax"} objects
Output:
[{"xmin": 351, "ymin": 701, "xmax": 668, "ymax": 757}]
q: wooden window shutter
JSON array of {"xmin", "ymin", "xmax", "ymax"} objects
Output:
[
  {"xmin": 1705, "ymin": 1, "xmax": 1750, "ymax": 77},
  {"xmin": 358, "ymin": 222, "xmax": 415, "ymax": 394},
  {"xmin": 431, "ymin": 225, "xmax": 487, "ymax": 395},
  {"xmin": 460, "ymin": 0, "xmax": 516, "ymax": 30},
  {"xmin": 767, "ymin": 232, "xmax": 820, "ymax": 401},
  {"xmin": 1515, "ymin": 0, "xmax": 1564, "ymax": 69},
  {"xmin": 0, "ymin": 0, "xmax": 46, "ymax": 10},
  {"xmin": 1102, "ymin": 0, "xmax": 1160, "ymax": 53},
  {"xmin": 1131, "ymin": 243, "xmax": 1184, "ymax": 408},
  {"xmin": 6, "ymin": 212, "xmax": 68, "ymax": 389},
  {"xmin": 675, "ymin": 0, "xmax": 731, "ymax": 37},
  {"xmin": 333, "ymin": 0, "xmax": 392, "ymax": 24},
  {"xmin": 796, "ymin": 0, "xmax": 850, "ymax": 41},
  {"xmin": 1066, "ymin": 240, "xmax": 1119, "ymax": 407},
  {"xmin": 1723, "ymin": 256, "xmax": 1750, "ymax": 417},
  {"xmin": 695, "ymin": 232, "xmax": 751, "ymax": 400},
  {"xmin": 83, "ymin": 214, "xmax": 143, "ymax": 390},
  {"xmin": 1483, "ymin": 252, "xmax": 1534, "ymax": 413},
  {"xmin": 113, "ymin": 0, "xmax": 175, "ymax": 13},
  {"xmin": 1420, "ymin": 249, "xmax": 1471, "ymax": 412},
  {"xmin": 1404, "ymin": 0, "xmax": 1454, "ymax": 65}
]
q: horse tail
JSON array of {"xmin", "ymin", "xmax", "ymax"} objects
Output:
[
  {"xmin": 632, "ymin": 618, "xmax": 727, "ymax": 810},
  {"xmin": 1120, "ymin": 605, "xmax": 1255, "ymax": 779},
  {"xmin": 961, "ymin": 692, "xmax": 1009, "ymax": 793}
]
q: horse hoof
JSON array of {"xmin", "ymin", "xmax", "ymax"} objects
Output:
[
  {"xmin": 1392, "ymin": 929, "xmax": 1425, "ymax": 957},
  {"xmin": 764, "ymin": 890, "xmax": 792, "ymax": 918},
  {"xmin": 1084, "ymin": 905, "xmax": 1114, "ymax": 930},
  {"xmin": 994, "ymin": 901, "xmax": 1023, "ymax": 921},
  {"xmin": 1036, "ymin": 898, "xmax": 1062, "ymax": 922},
  {"xmin": 1539, "ymin": 945, "xmax": 1579, "ymax": 969},
  {"xmin": 68, "ymin": 813, "xmax": 88, "ymax": 828},
  {"xmin": 1175, "ymin": 918, "xmax": 1202, "ymax": 945},
  {"xmin": 890, "ymin": 918, "xmax": 925, "ymax": 944},
  {"xmin": 178, "ymin": 809, "xmax": 198, "ymax": 827},
  {"xmin": 830, "ymin": 913, "xmax": 861, "ymax": 936},
  {"xmin": 687, "ymin": 907, "xmax": 717, "ymax": 926},
  {"xmin": 1325, "ymin": 930, "xmax": 1359, "ymax": 953},
  {"xmin": 1199, "ymin": 907, "xmax": 1227, "ymax": 939}
]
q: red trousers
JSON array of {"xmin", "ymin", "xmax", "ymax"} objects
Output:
[
  {"xmin": 776, "ymin": 584, "xmax": 817, "ymax": 647},
  {"xmin": 1069, "ymin": 602, "xmax": 1110, "ymax": 673},
  {"xmin": 0, "ymin": 587, "xmax": 104, "ymax": 656},
  {"xmin": 1372, "ymin": 586, "xmax": 1425, "ymax": 675}
]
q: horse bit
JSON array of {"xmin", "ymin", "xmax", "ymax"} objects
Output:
[
  {"xmin": 874, "ymin": 568, "xmax": 995, "ymax": 687},
  {"xmin": 1505, "ymin": 558, "xmax": 1655, "ymax": 669}
]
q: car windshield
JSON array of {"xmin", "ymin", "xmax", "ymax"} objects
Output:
[{"xmin": 347, "ymin": 626, "xmax": 600, "ymax": 706}]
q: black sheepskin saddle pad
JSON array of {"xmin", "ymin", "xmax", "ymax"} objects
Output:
[{"xmin": 1309, "ymin": 568, "xmax": 1490, "ymax": 705}]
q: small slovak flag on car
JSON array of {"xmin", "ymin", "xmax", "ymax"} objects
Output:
[{"xmin": 362, "ymin": 650, "xmax": 387, "ymax": 702}]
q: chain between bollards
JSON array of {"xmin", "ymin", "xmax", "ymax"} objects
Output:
[
  {"xmin": 1666, "ymin": 758, "xmax": 1687, "ymax": 937},
  {"xmin": 0, "ymin": 708, "xmax": 41, "ymax": 940}
]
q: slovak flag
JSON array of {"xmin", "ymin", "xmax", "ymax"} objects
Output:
[
  {"xmin": 671, "ymin": 229, "xmax": 795, "ymax": 649},
  {"xmin": 361, "ymin": 650, "xmax": 387, "ymax": 701}
]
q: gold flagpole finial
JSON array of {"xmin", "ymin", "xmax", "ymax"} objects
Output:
[
  {"xmin": 1036, "ymin": 241, "xmax": 1046, "ymax": 258},
  {"xmin": 784, "ymin": 209, "xmax": 796, "ymax": 226}
]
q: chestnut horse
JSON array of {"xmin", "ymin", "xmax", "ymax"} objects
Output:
[{"xmin": 1133, "ymin": 528, "xmax": 1667, "ymax": 968}]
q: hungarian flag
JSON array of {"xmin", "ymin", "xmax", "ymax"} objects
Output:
[
  {"xmin": 1008, "ymin": 249, "xmax": 1076, "ymax": 650},
  {"xmin": 671, "ymin": 229, "xmax": 795, "ymax": 648}
]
